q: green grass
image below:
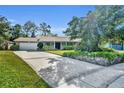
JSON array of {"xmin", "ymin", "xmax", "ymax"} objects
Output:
[
  {"xmin": 0, "ymin": 51, "xmax": 49, "ymax": 88},
  {"xmin": 114, "ymin": 50, "xmax": 124, "ymax": 54},
  {"xmin": 47, "ymin": 50, "xmax": 75, "ymax": 56}
]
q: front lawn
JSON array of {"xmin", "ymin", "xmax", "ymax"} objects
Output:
[
  {"xmin": 47, "ymin": 50, "xmax": 75, "ymax": 56},
  {"xmin": 115, "ymin": 50, "xmax": 124, "ymax": 54},
  {"xmin": 0, "ymin": 51, "xmax": 49, "ymax": 88}
]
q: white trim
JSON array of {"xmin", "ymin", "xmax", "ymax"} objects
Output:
[
  {"xmin": 54, "ymin": 42, "xmax": 55, "ymax": 49},
  {"xmin": 60, "ymin": 42, "xmax": 62, "ymax": 49}
]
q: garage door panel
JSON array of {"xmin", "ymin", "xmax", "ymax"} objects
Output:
[{"xmin": 19, "ymin": 43, "xmax": 37, "ymax": 50}]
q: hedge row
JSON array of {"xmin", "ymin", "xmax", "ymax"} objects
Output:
[{"xmin": 63, "ymin": 51, "xmax": 124, "ymax": 66}]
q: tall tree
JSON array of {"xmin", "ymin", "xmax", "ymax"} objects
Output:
[
  {"xmin": 79, "ymin": 11, "xmax": 102, "ymax": 51},
  {"xmin": 64, "ymin": 6, "xmax": 124, "ymax": 51},
  {"xmin": 9, "ymin": 24, "xmax": 22, "ymax": 41},
  {"xmin": 39, "ymin": 22, "xmax": 51, "ymax": 36},
  {"xmin": 63, "ymin": 16, "xmax": 80, "ymax": 39},
  {"xmin": 0, "ymin": 15, "xmax": 11, "ymax": 49},
  {"xmin": 23, "ymin": 21, "xmax": 37, "ymax": 37},
  {"xmin": 95, "ymin": 6, "xmax": 124, "ymax": 41},
  {"xmin": 0, "ymin": 15, "xmax": 11, "ymax": 39}
]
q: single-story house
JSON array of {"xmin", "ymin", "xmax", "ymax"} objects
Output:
[{"xmin": 14, "ymin": 36, "xmax": 81, "ymax": 50}]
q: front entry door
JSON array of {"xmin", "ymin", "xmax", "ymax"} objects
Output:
[{"xmin": 55, "ymin": 42, "xmax": 60, "ymax": 49}]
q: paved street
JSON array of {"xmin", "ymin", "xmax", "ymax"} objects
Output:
[{"xmin": 14, "ymin": 51, "xmax": 124, "ymax": 88}]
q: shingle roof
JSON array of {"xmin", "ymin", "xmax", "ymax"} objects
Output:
[
  {"xmin": 14, "ymin": 36, "xmax": 81, "ymax": 42},
  {"xmin": 14, "ymin": 37, "xmax": 38, "ymax": 42},
  {"xmin": 39, "ymin": 36, "xmax": 80, "ymax": 42}
]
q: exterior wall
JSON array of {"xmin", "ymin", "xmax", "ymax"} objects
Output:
[
  {"xmin": 19, "ymin": 42, "xmax": 38, "ymax": 50},
  {"xmin": 50, "ymin": 42, "xmax": 54, "ymax": 49},
  {"xmin": 43, "ymin": 42, "xmax": 75, "ymax": 49},
  {"xmin": 18, "ymin": 41, "xmax": 79, "ymax": 50},
  {"xmin": 43, "ymin": 42, "xmax": 54, "ymax": 49},
  {"xmin": 111, "ymin": 44, "xmax": 123, "ymax": 50},
  {"xmin": 61, "ymin": 42, "xmax": 66, "ymax": 49},
  {"xmin": 123, "ymin": 44, "xmax": 124, "ymax": 50},
  {"xmin": 44, "ymin": 42, "xmax": 63, "ymax": 49},
  {"xmin": 61, "ymin": 42, "xmax": 78, "ymax": 49},
  {"xmin": 109, "ymin": 43, "xmax": 123, "ymax": 50}
]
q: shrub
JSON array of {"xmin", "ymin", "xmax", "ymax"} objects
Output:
[
  {"xmin": 43, "ymin": 46, "xmax": 55, "ymax": 51},
  {"xmin": 37, "ymin": 42, "xmax": 43, "ymax": 50},
  {"xmin": 0, "ymin": 37, "xmax": 4, "ymax": 50},
  {"xmin": 64, "ymin": 51, "xmax": 123, "ymax": 61},
  {"xmin": 63, "ymin": 51, "xmax": 124, "ymax": 66},
  {"xmin": 10, "ymin": 44, "xmax": 19, "ymax": 50},
  {"xmin": 63, "ymin": 51, "xmax": 81, "ymax": 58},
  {"xmin": 89, "ymin": 52, "xmax": 123, "ymax": 61},
  {"xmin": 0, "ymin": 45, "xmax": 4, "ymax": 50},
  {"xmin": 63, "ymin": 46, "xmax": 74, "ymax": 50}
]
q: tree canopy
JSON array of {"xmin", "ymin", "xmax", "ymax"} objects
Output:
[
  {"xmin": 39, "ymin": 22, "xmax": 51, "ymax": 36},
  {"xmin": 0, "ymin": 15, "xmax": 11, "ymax": 39},
  {"xmin": 64, "ymin": 6, "xmax": 124, "ymax": 51},
  {"xmin": 0, "ymin": 15, "xmax": 57, "ymax": 49},
  {"xmin": 9, "ymin": 24, "xmax": 22, "ymax": 41},
  {"xmin": 23, "ymin": 21, "xmax": 38, "ymax": 37}
]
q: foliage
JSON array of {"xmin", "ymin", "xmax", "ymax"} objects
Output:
[
  {"xmin": 63, "ymin": 16, "xmax": 80, "ymax": 39},
  {"xmin": 43, "ymin": 45, "xmax": 54, "ymax": 51},
  {"xmin": 0, "ymin": 15, "xmax": 11, "ymax": 38},
  {"xmin": 63, "ymin": 45, "xmax": 74, "ymax": 50},
  {"xmin": 0, "ymin": 51, "xmax": 49, "ymax": 88},
  {"xmin": 48, "ymin": 50, "xmax": 124, "ymax": 65},
  {"xmin": 64, "ymin": 6, "xmax": 124, "ymax": 52},
  {"xmin": 0, "ymin": 15, "xmax": 57, "ymax": 51},
  {"xmin": 9, "ymin": 24, "xmax": 22, "ymax": 41},
  {"xmin": 0, "ymin": 37, "xmax": 6, "ymax": 50},
  {"xmin": 39, "ymin": 22, "xmax": 51, "ymax": 36},
  {"xmin": 0, "ymin": 46, "xmax": 4, "ymax": 50},
  {"xmin": 10, "ymin": 44, "xmax": 19, "ymax": 50},
  {"xmin": 0, "ymin": 15, "xmax": 11, "ymax": 49},
  {"xmin": 63, "ymin": 51, "xmax": 124, "ymax": 66},
  {"xmin": 37, "ymin": 42, "xmax": 43, "ymax": 50},
  {"xmin": 63, "ymin": 51, "xmax": 124, "ymax": 61},
  {"xmin": 23, "ymin": 21, "xmax": 37, "ymax": 37},
  {"xmin": 0, "ymin": 37, "xmax": 4, "ymax": 45},
  {"xmin": 95, "ymin": 6, "xmax": 124, "ymax": 41}
]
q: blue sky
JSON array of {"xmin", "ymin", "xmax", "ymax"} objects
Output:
[{"xmin": 0, "ymin": 5, "xmax": 95, "ymax": 36}]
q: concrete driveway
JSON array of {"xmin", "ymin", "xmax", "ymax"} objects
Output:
[{"xmin": 14, "ymin": 51, "xmax": 124, "ymax": 88}]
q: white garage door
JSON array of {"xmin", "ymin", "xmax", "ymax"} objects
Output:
[{"xmin": 19, "ymin": 43, "xmax": 38, "ymax": 50}]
